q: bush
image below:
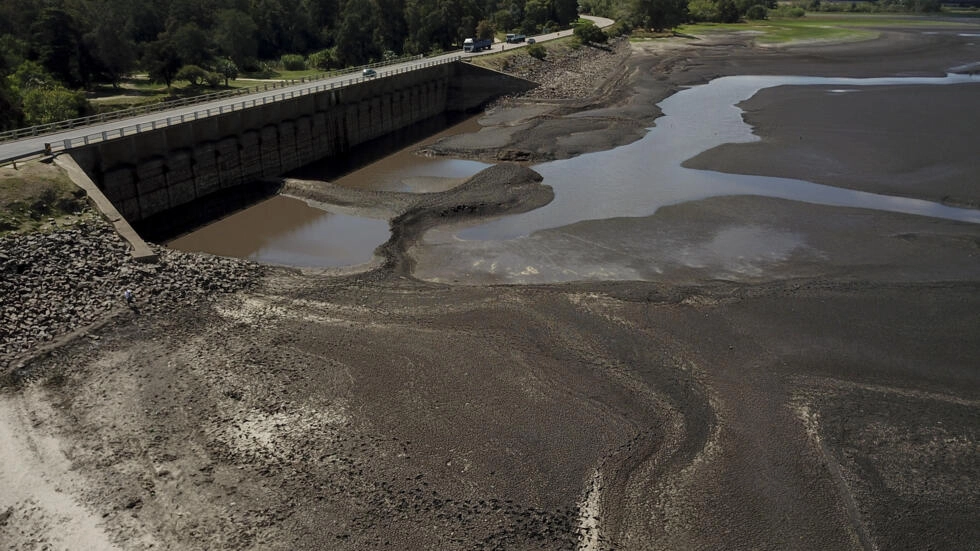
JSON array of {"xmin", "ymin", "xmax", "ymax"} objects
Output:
[
  {"xmin": 573, "ymin": 19, "xmax": 608, "ymax": 44},
  {"xmin": 527, "ymin": 43, "xmax": 547, "ymax": 60},
  {"xmin": 175, "ymin": 64, "xmax": 209, "ymax": 86},
  {"xmin": 21, "ymin": 87, "xmax": 90, "ymax": 125},
  {"xmin": 280, "ymin": 54, "xmax": 306, "ymax": 71},
  {"xmin": 204, "ymin": 72, "xmax": 222, "ymax": 87},
  {"xmin": 790, "ymin": 6, "xmax": 806, "ymax": 16},
  {"xmin": 214, "ymin": 58, "xmax": 239, "ymax": 85},
  {"xmin": 746, "ymin": 4, "xmax": 769, "ymax": 18},
  {"xmin": 606, "ymin": 20, "xmax": 633, "ymax": 37},
  {"xmin": 308, "ymin": 49, "xmax": 337, "ymax": 71}
]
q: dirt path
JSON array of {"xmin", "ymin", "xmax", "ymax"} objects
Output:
[{"xmin": 0, "ymin": 391, "xmax": 121, "ymax": 550}]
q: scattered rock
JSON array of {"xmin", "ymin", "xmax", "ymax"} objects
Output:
[{"xmin": 0, "ymin": 213, "xmax": 263, "ymax": 371}]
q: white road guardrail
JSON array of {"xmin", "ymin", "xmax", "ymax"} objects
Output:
[{"xmin": 0, "ymin": 55, "xmax": 455, "ymax": 163}]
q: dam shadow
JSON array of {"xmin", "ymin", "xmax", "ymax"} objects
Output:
[{"xmin": 141, "ymin": 111, "xmax": 474, "ymax": 244}]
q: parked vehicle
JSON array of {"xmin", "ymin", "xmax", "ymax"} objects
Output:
[
  {"xmin": 506, "ymin": 33, "xmax": 526, "ymax": 44},
  {"xmin": 527, "ymin": 38, "xmax": 536, "ymax": 44},
  {"xmin": 463, "ymin": 38, "xmax": 493, "ymax": 52},
  {"xmin": 362, "ymin": 68, "xmax": 377, "ymax": 78}
]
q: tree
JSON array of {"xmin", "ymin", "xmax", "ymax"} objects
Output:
[
  {"xmin": 21, "ymin": 86, "xmax": 89, "ymax": 125},
  {"xmin": 476, "ymin": 19, "xmax": 496, "ymax": 39},
  {"xmin": 745, "ymin": 4, "xmax": 768, "ymax": 18},
  {"xmin": 215, "ymin": 58, "xmax": 239, "ymax": 86},
  {"xmin": 525, "ymin": 0, "xmax": 551, "ymax": 28},
  {"xmin": 573, "ymin": 19, "xmax": 608, "ymax": 44},
  {"xmin": 175, "ymin": 64, "xmax": 209, "ymax": 86},
  {"xmin": 494, "ymin": 8, "xmax": 514, "ymax": 31},
  {"xmin": 717, "ymin": 0, "xmax": 740, "ymax": 22},
  {"xmin": 172, "ymin": 23, "xmax": 212, "ymax": 68},
  {"xmin": 31, "ymin": 6, "xmax": 93, "ymax": 88},
  {"xmin": 215, "ymin": 10, "xmax": 259, "ymax": 67},
  {"xmin": 335, "ymin": 0, "xmax": 380, "ymax": 65},
  {"xmin": 527, "ymin": 43, "xmax": 547, "ymax": 60},
  {"xmin": 554, "ymin": 0, "xmax": 579, "ymax": 25},
  {"xmin": 143, "ymin": 36, "xmax": 181, "ymax": 88},
  {"xmin": 632, "ymin": 0, "xmax": 689, "ymax": 31}
]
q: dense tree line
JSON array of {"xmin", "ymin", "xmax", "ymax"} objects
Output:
[{"xmin": 0, "ymin": 0, "xmax": 581, "ymax": 129}]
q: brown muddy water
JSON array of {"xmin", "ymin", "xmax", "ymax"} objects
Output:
[
  {"xmin": 169, "ymin": 72, "xmax": 980, "ymax": 280},
  {"xmin": 167, "ymin": 116, "xmax": 488, "ymax": 266}
]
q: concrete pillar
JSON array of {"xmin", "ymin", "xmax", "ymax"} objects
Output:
[
  {"xmin": 239, "ymin": 130, "xmax": 263, "ymax": 183},
  {"xmin": 102, "ymin": 166, "xmax": 140, "ymax": 221},
  {"xmin": 135, "ymin": 158, "xmax": 171, "ymax": 219},
  {"xmin": 260, "ymin": 125, "xmax": 281, "ymax": 177},
  {"xmin": 216, "ymin": 137, "xmax": 243, "ymax": 189},
  {"xmin": 165, "ymin": 150, "xmax": 197, "ymax": 207},
  {"xmin": 193, "ymin": 142, "xmax": 221, "ymax": 197},
  {"xmin": 294, "ymin": 116, "xmax": 314, "ymax": 166},
  {"xmin": 278, "ymin": 120, "xmax": 299, "ymax": 172},
  {"xmin": 311, "ymin": 112, "xmax": 330, "ymax": 160}
]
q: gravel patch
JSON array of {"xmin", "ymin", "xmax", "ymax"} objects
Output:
[{"xmin": 0, "ymin": 213, "xmax": 263, "ymax": 371}]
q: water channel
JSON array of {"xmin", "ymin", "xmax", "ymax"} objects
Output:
[{"xmin": 168, "ymin": 72, "xmax": 980, "ymax": 280}]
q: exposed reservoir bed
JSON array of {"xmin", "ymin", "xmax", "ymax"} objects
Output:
[{"xmin": 169, "ymin": 74, "xmax": 980, "ymax": 281}]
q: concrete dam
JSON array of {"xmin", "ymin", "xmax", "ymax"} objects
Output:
[{"xmin": 66, "ymin": 61, "xmax": 535, "ymax": 239}]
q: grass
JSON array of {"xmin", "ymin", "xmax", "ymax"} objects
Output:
[
  {"xmin": 0, "ymin": 161, "xmax": 89, "ymax": 235},
  {"xmin": 678, "ymin": 13, "xmax": 971, "ymax": 44}
]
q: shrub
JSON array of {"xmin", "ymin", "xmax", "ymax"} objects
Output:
[
  {"xmin": 21, "ymin": 87, "xmax": 89, "ymax": 125},
  {"xmin": 746, "ymin": 4, "xmax": 769, "ymax": 18},
  {"xmin": 280, "ymin": 54, "xmax": 306, "ymax": 71},
  {"xmin": 204, "ymin": 72, "xmax": 222, "ymax": 87},
  {"xmin": 573, "ymin": 19, "xmax": 608, "ymax": 44},
  {"xmin": 607, "ymin": 20, "xmax": 633, "ymax": 37},
  {"xmin": 527, "ymin": 43, "xmax": 547, "ymax": 60},
  {"xmin": 308, "ymin": 49, "xmax": 337, "ymax": 71},
  {"xmin": 175, "ymin": 64, "xmax": 209, "ymax": 86},
  {"xmin": 790, "ymin": 6, "xmax": 806, "ymax": 16},
  {"xmin": 214, "ymin": 58, "xmax": 239, "ymax": 85}
]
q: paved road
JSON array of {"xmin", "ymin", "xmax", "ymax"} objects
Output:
[{"xmin": 0, "ymin": 15, "xmax": 613, "ymax": 164}]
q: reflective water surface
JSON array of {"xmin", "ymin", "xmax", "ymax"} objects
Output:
[
  {"xmin": 167, "ymin": 196, "xmax": 390, "ymax": 268},
  {"xmin": 171, "ymin": 72, "xmax": 979, "ymax": 277}
]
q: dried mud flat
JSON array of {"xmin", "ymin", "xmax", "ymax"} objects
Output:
[{"xmin": 3, "ymin": 22, "xmax": 980, "ymax": 551}]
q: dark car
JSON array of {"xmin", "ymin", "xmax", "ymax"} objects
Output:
[
  {"xmin": 362, "ymin": 68, "xmax": 377, "ymax": 78},
  {"xmin": 527, "ymin": 38, "xmax": 536, "ymax": 44}
]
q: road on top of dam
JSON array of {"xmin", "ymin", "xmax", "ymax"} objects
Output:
[{"xmin": 0, "ymin": 16, "xmax": 612, "ymax": 165}]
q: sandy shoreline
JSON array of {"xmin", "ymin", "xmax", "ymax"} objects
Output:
[{"xmin": 2, "ymin": 21, "xmax": 979, "ymax": 550}]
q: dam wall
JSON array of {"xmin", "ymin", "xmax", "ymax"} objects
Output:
[{"xmin": 68, "ymin": 61, "xmax": 535, "ymax": 233}]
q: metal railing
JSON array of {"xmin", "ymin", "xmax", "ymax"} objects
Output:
[
  {"xmin": 0, "ymin": 54, "xmax": 426, "ymax": 144},
  {"xmin": 17, "ymin": 56, "xmax": 460, "ymax": 158}
]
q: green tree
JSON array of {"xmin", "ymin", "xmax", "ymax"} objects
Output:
[
  {"xmin": 215, "ymin": 10, "xmax": 260, "ymax": 67},
  {"xmin": 493, "ymin": 8, "xmax": 515, "ymax": 31},
  {"xmin": 215, "ymin": 58, "xmax": 239, "ymax": 86},
  {"xmin": 554, "ymin": 0, "xmax": 579, "ymax": 25},
  {"xmin": 21, "ymin": 87, "xmax": 88, "ymax": 125},
  {"xmin": 524, "ymin": 0, "xmax": 551, "ymax": 27},
  {"xmin": 476, "ymin": 19, "xmax": 496, "ymax": 39},
  {"xmin": 717, "ymin": 0, "xmax": 740, "ymax": 22},
  {"xmin": 143, "ymin": 36, "xmax": 182, "ymax": 88},
  {"xmin": 335, "ymin": 0, "xmax": 380, "ymax": 65},
  {"xmin": 31, "ymin": 6, "xmax": 93, "ymax": 88},
  {"xmin": 632, "ymin": 0, "xmax": 689, "ymax": 31},
  {"xmin": 527, "ymin": 43, "xmax": 547, "ymax": 59},
  {"xmin": 745, "ymin": 4, "xmax": 768, "ymax": 18},
  {"xmin": 6, "ymin": 60, "xmax": 55, "ymax": 96},
  {"xmin": 172, "ymin": 23, "xmax": 212, "ymax": 68},
  {"xmin": 573, "ymin": 19, "xmax": 608, "ymax": 44},
  {"xmin": 176, "ymin": 64, "xmax": 209, "ymax": 86}
]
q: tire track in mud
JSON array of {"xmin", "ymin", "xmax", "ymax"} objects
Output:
[{"xmin": 520, "ymin": 293, "xmax": 720, "ymax": 549}]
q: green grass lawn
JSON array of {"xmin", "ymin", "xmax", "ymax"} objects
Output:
[{"xmin": 678, "ymin": 13, "xmax": 972, "ymax": 45}]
